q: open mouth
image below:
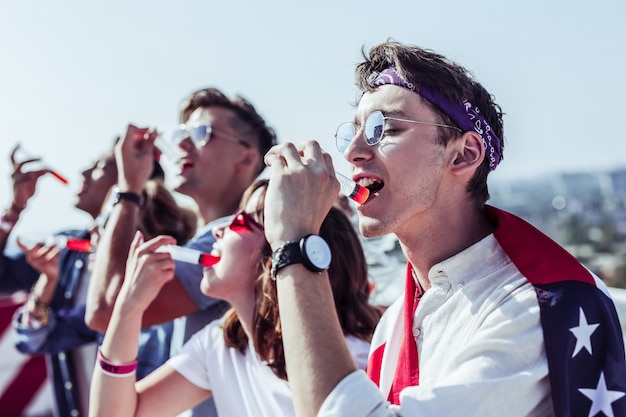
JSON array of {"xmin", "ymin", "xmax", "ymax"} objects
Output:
[
  {"xmin": 179, "ymin": 159, "xmax": 195, "ymax": 173},
  {"xmin": 358, "ymin": 178, "xmax": 384, "ymax": 196},
  {"xmin": 77, "ymin": 182, "xmax": 89, "ymax": 195}
]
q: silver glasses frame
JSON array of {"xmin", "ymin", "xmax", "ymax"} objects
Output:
[
  {"xmin": 173, "ymin": 123, "xmax": 251, "ymax": 148},
  {"xmin": 335, "ymin": 110, "xmax": 462, "ymax": 153}
]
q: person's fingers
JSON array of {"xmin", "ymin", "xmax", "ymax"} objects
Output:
[
  {"xmin": 279, "ymin": 142, "xmax": 308, "ymax": 168},
  {"xmin": 127, "ymin": 230, "xmax": 144, "ymax": 258},
  {"xmin": 147, "ymin": 128, "xmax": 159, "ymax": 144},
  {"xmin": 16, "ymin": 237, "xmax": 43, "ymax": 253},
  {"xmin": 38, "ymin": 244, "xmax": 55, "ymax": 257},
  {"xmin": 16, "ymin": 237, "xmax": 29, "ymax": 252},
  {"xmin": 153, "ymin": 145, "xmax": 162, "ymax": 162},
  {"xmin": 322, "ymin": 152, "xmax": 337, "ymax": 177},
  {"xmin": 13, "ymin": 158, "xmax": 43, "ymax": 174},
  {"xmin": 22, "ymin": 169, "xmax": 50, "ymax": 181},
  {"xmin": 264, "ymin": 150, "xmax": 285, "ymax": 168},
  {"xmin": 135, "ymin": 235, "xmax": 177, "ymax": 258},
  {"xmin": 264, "ymin": 144, "xmax": 286, "ymax": 167},
  {"xmin": 265, "ymin": 143, "xmax": 306, "ymax": 169},
  {"xmin": 9, "ymin": 144, "xmax": 20, "ymax": 165},
  {"xmin": 43, "ymin": 246, "xmax": 61, "ymax": 264}
]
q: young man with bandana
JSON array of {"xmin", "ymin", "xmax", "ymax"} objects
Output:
[
  {"xmin": 263, "ymin": 41, "xmax": 626, "ymax": 417},
  {"xmin": 86, "ymin": 87, "xmax": 276, "ymax": 417}
]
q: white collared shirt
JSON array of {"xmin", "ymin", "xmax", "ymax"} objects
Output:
[{"xmin": 320, "ymin": 234, "xmax": 553, "ymax": 416}]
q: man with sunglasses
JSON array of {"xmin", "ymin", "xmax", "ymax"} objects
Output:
[
  {"xmin": 86, "ymin": 87, "xmax": 277, "ymax": 417},
  {"xmin": 263, "ymin": 41, "xmax": 626, "ymax": 417}
]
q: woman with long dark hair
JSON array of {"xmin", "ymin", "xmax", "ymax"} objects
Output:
[{"xmin": 89, "ymin": 179, "xmax": 380, "ymax": 417}]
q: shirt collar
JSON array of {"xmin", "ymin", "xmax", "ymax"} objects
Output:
[{"xmin": 428, "ymin": 234, "xmax": 510, "ymax": 288}]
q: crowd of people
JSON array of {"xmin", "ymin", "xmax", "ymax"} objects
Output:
[{"xmin": 1, "ymin": 40, "xmax": 625, "ymax": 417}]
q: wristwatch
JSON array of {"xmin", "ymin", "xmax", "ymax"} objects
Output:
[
  {"xmin": 271, "ymin": 234, "xmax": 332, "ymax": 279},
  {"xmin": 113, "ymin": 190, "xmax": 143, "ymax": 208}
]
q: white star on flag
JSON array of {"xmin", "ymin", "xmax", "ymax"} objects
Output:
[
  {"xmin": 579, "ymin": 372, "xmax": 625, "ymax": 417},
  {"xmin": 569, "ymin": 307, "xmax": 599, "ymax": 357}
]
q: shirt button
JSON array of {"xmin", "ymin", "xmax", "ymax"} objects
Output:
[
  {"xmin": 64, "ymin": 381, "xmax": 73, "ymax": 390},
  {"xmin": 457, "ymin": 283, "xmax": 464, "ymax": 290},
  {"xmin": 413, "ymin": 327, "xmax": 421, "ymax": 337},
  {"xmin": 74, "ymin": 259, "xmax": 84, "ymax": 269}
]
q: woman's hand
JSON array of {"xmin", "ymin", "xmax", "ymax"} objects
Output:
[{"xmin": 117, "ymin": 232, "xmax": 178, "ymax": 313}]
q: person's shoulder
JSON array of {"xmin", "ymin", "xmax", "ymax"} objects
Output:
[
  {"xmin": 196, "ymin": 214, "xmax": 234, "ymax": 237},
  {"xmin": 186, "ymin": 316, "xmax": 228, "ymax": 352},
  {"xmin": 184, "ymin": 215, "xmax": 235, "ymax": 250}
]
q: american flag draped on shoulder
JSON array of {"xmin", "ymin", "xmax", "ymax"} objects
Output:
[
  {"xmin": 367, "ymin": 206, "xmax": 626, "ymax": 417},
  {"xmin": 490, "ymin": 206, "xmax": 626, "ymax": 417}
]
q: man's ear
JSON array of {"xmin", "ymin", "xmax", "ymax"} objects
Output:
[
  {"xmin": 236, "ymin": 147, "xmax": 260, "ymax": 172},
  {"xmin": 449, "ymin": 131, "xmax": 484, "ymax": 176}
]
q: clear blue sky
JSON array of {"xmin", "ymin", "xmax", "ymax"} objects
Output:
[{"xmin": 1, "ymin": 0, "xmax": 625, "ymax": 239}]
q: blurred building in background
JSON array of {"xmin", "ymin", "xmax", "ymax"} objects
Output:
[{"xmin": 489, "ymin": 167, "xmax": 626, "ymax": 289}]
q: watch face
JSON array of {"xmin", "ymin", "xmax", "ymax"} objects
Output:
[{"xmin": 302, "ymin": 235, "xmax": 332, "ymax": 270}]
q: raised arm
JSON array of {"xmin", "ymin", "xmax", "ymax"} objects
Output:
[
  {"xmin": 89, "ymin": 233, "xmax": 208, "ymax": 417},
  {"xmin": 13, "ymin": 239, "xmax": 98, "ymax": 353},
  {"xmin": 263, "ymin": 141, "xmax": 357, "ymax": 417},
  {"xmin": 13, "ymin": 239, "xmax": 61, "ymax": 331},
  {"xmin": 85, "ymin": 199, "xmax": 140, "ymax": 331},
  {"xmin": 85, "ymin": 125, "xmax": 198, "ymax": 332},
  {"xmin": 0, "ymin": 144, "xmax": 48, "ymax": 291}
]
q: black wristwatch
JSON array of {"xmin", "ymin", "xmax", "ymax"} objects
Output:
[
  {"xmin": 271, "ymin": 234, "xmax": 332, "ymax": 279},
  {"xmin": 113, "ymin": 190, "xmax": 143, "ymax": 208}
]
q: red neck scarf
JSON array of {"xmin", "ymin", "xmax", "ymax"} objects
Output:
[{"xmin": 386, "ymin": 264, "xmax": 422, "ymax": 404}]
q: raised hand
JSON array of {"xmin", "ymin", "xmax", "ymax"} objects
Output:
[
  {"xmin": 115, "ymin": 124, "xmax": 159, "ymax": 193},
  {"xmin": 16, "ymin": 237, "xmax": 61, "ymax": 282},
  {"xmin": 9, "ymin": 144, "xmax": 50, "ymax": 212},
  {"xmin": 117, "ymin": 232, "xmax": 178, "ymax": 313}
]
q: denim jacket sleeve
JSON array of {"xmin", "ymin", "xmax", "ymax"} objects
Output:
[
  {"xmin": 13, "ymin": 303, "xmax": 99, "ymax": 354},
  {"xmin": 0, "ymin": 228, "xmax": 87, "ymax": 294},
  {"xmin": 0, "ymin": 251, "xmax": 39, "ymax": 293}
]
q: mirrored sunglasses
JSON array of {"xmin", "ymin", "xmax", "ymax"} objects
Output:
[
  {"xmin": 334, "ymin": 111, "xmax": 461, "ymax": 153},
  {"xmin": 172, "ymin": 123, "xmax": 251, "ymax": 148}
]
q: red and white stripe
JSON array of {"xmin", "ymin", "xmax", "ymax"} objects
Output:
[{"xmin": 0, "ymin": 292, "xmax": 53, "ymax": 417}]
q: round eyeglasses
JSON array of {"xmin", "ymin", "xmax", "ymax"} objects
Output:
[
  {"xmin": 334, "ymin": 111, "xmax": 462, "ymax": 153},
  {"xmin": 172, "ymin": 123, "xmax": 251, "ymax": 148}
]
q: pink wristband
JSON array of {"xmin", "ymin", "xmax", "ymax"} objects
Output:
[
  {"xmin": 97, "ymin": 349, "xmax": 138, "ymax": 377},
  {"xmin": 0, "ymin": 213, "xmax": 15, "ymax": 233}
]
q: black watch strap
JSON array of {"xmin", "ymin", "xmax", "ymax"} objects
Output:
[
  {"xmin": 271, "ymin": 240, "xmax": 304, "ymax": 279},
  {"xmin": 271, "ymin": 235, "xmax": 331, "ymax": 279},
  {"xmin": 113, "ymin": 191, "xmax": 143, "ymax": 208}
]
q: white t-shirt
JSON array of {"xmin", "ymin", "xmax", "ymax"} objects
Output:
[{"xmin": 168, "ymin": 318, "xmax": 370, "ymax": 417}]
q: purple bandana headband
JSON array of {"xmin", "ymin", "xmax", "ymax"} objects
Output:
[{"xmin": 372, "ymin": 67, "xmax": 502, "ymax": 171}]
